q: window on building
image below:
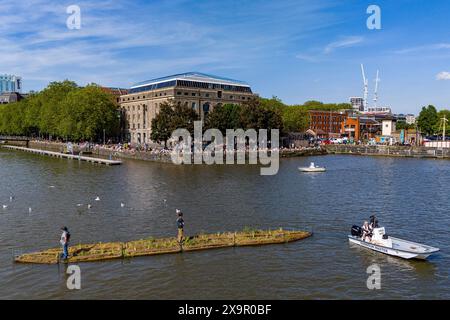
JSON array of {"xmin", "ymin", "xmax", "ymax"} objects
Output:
[{"xmin": 203, "ymin": 103, "xmax": 210, "ymax": 118}]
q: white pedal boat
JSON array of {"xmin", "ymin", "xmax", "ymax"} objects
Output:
[
  {"xmin": 348, "ymin": 226, "xmax": 439, "ymax": 260},
  {"xmin": 298, "ymin": 162, "xmax": 326, "ymax": 172}
]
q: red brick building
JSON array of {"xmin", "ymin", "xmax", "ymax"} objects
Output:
[{"xmin": 308, "ymin": 110, "xmax": 348, "ymax": 137}]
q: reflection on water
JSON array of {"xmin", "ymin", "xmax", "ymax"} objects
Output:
[
  {"xmin": 349, "ymin": 243, "xmax": 437, "ymax": 275},
  {"xmin": 0, "ymin": 149, "xmax": 449, "ymax": 299}
]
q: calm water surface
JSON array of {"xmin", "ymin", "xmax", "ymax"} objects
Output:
[{"xmin": 0, "ymin": 149, "xmax": 449, "ymax": 299}]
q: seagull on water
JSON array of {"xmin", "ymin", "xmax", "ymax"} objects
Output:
[
  {"xmin": 87, "ymin": 204, "xmax": 92, "ymax": 209},
  {"xmin": 121, "ymin": 203, "xmax": 125, "ymax": 208},
  {"xmin": 9, "ymin": 196, "xmax": 14, "ymax": 202},
  {"xmin": 28, "ymin": 208, "xmax": 32, "ymax": 213},
  {"xmin": 95, "ymin": 196, "xmax": 100, "ymax": 201},
  {"xmin": 2, "ymin": 205, "xmax": 7, "ymax": 209}
]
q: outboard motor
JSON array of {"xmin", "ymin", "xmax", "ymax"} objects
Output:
[{"xmin": 351, "ymin": 225, "xmax": 362, "ymax": 237}]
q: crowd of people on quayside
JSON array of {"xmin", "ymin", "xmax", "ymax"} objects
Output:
[{"xmin": 30, "ymin": 138, "xmax": 318, "ymax": 156}]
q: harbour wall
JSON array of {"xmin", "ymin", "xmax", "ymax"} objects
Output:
[
  {"xmin": 325, "ymin": 144, "xmax": 450, "ymax": 159},
  {"xmin": 4, "ymin": 140, "xmax": 328, "ymax": 164}
]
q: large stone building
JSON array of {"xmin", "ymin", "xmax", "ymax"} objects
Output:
[{"xmin": 120, "ymin": 72, "xmax": 255, "ymax": 144}]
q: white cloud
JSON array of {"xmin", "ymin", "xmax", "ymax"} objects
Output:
[
  {"xmin": 295, "ymin": 53, "xmax": 319, "ymax": 62},
  {"xmin": 0, "ymin": 0, "xmax": 344, "ymax": 90},
  {"xmin": 394, "ymin": 43, "xmax": 450, "ymax": 55},
  {"xmin": 436, "ymin": 71, "xmax": 450, "ymax": 80},
  {"xmin": 324, "ymin": 36, "xmax": 364, "ymax": 54}
]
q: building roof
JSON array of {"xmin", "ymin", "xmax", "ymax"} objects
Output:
[
  {"xmin": 101, "ymin": 87, "xmax": 129, "ymax": 95},
  {"xmin": 359, "ymin": 117, "xmax": 380, "ymax": 125},
  {"xmin": 131, "ymin": 72, "xmax": 250, "ymax": 89}
]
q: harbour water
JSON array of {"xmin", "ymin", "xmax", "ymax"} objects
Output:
[{"xmin": 0, "ymin": 149, "xmax": 448, "ymax": 299}]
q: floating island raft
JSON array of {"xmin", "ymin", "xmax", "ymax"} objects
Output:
[{"xmin": 14, "ymin": 229, "xmax": 312, "ymax": 264}]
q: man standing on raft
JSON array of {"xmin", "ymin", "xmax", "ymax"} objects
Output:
[
  {"xmin": 176, "ymin": 209, "xmax": 184, "ymax": 243},
  {"xmin": 60, "ymin": 226, "xmax": 70, "ymax": 260}
]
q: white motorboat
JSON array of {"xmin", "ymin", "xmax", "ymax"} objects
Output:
[
  {"xmin": 298, "ymin": 162, "xmax": 326, "ymax": 173},
  {"xmin": 348, "ymin": 223, "xmax": 439, "ymax": 260}
]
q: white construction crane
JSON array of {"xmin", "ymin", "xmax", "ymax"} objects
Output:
[
  {"xmin": 373, "ymin": 70, "xmax": 380, "ymax": 108},
  {"xmin": 360, "ymin": 64, "xmax": 369, "ymax": 111}
]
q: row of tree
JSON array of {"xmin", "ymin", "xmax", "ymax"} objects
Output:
[
  {"xmin": 417, "ymin": 105, "xmax": 450, "ymax": 136},
  {"xmin": 0, "ymin": 79, "xmax": 352, "ymax": 143},
  {"xmin": 0, "ymin": 81, "xmax": 120, "ymax": 141},
  {"xmin": 150, "ymin": 97, "xmax": 352, "ymax": 144}
]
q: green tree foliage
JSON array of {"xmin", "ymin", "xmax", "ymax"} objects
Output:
[
  {"xmin": 204, "ymin": 97, "xmax": 350, "ymax": 135},
  {"xmin": 282, "ymin": 106, "xmax": 310, "ymax": 133},
  {"xmin": 205, "ymin": 103, "xmax": 241, "ymax": 133},
  {"xmin": 434, "ymin": 109, "xmax": 450, "ymax": 135},
  {"xmin": 0, "ymin": 81, "xmax": 120, "ymax": 141},
  {"xmin": 239, "ymin": 97, "xmax": 283, "ymax": 131},
  {"xmin": 300, "ymin": 100, "xmax": 352, "ymax": 111},
  {"xmin": 204, "ymin": 98, "xmax": 283, "ymax": 134},
  {"xmin": 260, "ymin": 98, "xmax": 350, "ymax": 134},
  {"xmin": 395, "ymin": 121, "xmax": 415, "ymax": 131},
  {"xmin": 150, "ymin": 101, "xmax": 199, "ymax": 144},
  {"xmin": 417, "ymin": 105, "xmax": 438, "ymax": 136}
]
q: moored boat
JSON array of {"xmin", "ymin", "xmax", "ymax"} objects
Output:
[{"xmin": 298, "ymin": 162, "xmax": 326, "ymax": 172}]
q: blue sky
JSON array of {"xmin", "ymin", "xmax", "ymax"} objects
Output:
[{"xmin": 1, "ymin": 0, "xmax": 450, "ymax": 114}]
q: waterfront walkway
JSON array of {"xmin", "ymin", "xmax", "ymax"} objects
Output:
[{"xmin": 1, "ymin": 145, "xmax": 122, "ymax": 165}]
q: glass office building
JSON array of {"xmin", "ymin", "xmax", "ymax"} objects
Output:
[{"xmin": 0, "ymin": 74, "xmax": 22, "ymax": 94}]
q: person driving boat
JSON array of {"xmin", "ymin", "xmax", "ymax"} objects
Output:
[{"xmin": 369, "ymin": 215, "xmax": 379, "ymax": 230}]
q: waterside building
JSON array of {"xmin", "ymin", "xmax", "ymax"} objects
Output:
[{"xmin": 120, "ymin": 72, "xmax": 255, "ymax": 144}]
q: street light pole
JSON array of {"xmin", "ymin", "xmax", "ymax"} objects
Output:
[
  {"xmin": 103, "ymin": 129, "xmax": 106, "ymax": 145},
  {"xmin": 441, "ymin": 116, "xmax": 448, "ymax": 143}
]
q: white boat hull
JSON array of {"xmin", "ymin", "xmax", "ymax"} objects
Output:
[
  {"xmin": 298, "ymin": 167, "xmax": 326, "ymax": 172},
  {"xmin": 348, "ymin": 236, "xmax": 439, "ymax": 260}
]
